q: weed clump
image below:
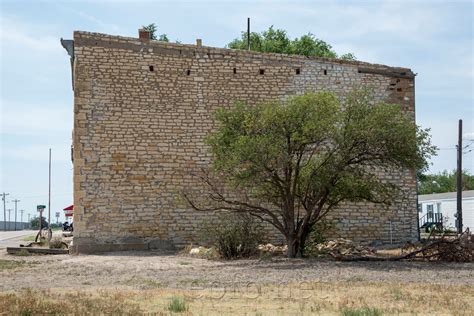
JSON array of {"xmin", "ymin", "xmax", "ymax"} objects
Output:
[
  {"xmin": 201, "ymin": 213, "xmax": 264, "ymax": 259},
  {"xmin": 167, "ymin": 296, "xmax": 187, "ymax": 313},
  {"xmin": 340, "ymin": 306, "xmax": 383, "ymax": 316}
]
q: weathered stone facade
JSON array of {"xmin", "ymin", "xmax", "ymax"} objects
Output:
[{"xmin": 69, "ymin": 31, "xmax": 417, "ymax": 253}]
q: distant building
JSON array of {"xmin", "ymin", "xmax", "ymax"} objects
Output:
[{"xmin": 418, "ymin": 190, "xmax": 474, "ymax": 231}]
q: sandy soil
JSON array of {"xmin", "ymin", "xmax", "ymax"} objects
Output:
[{"xmin": 1, "ymin": 250, "xmax": 473, "ymax": 292}]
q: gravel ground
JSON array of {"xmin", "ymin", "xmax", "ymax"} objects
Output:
[{"xmin": 1, "ymin": 250, "xmax": 473, "ymax": 292}]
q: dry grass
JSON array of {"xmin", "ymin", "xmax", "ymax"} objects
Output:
[
  {"xmin": 0, "ymin": 289, "xmax": 144, "ymax": 315},
  {"xmin": 21, "ymin": 235, "xmax": 36, "ymax": 242},
  {"xmin": 1, "ymin": 281, "xmax": 472, "ymax": 315},
  {"xmin": 0, "ymin": 259, "xmax": 38, "ymax": 270}
]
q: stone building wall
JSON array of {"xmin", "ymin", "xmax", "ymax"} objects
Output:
[{"xmin": 70, "ymin": 31, "xmax": 417, "ymax": 253}]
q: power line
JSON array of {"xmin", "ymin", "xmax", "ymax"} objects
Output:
[
  {"xmin": 438, "ymin": 147, "xmax": 456, "ymax": 150},
  {"xmin": 463, "ymin": 142, "xmax": 474, "ymax": 150},
  {"xmin": 8, "ymin": 193, "xmax": 71, "ymax": 199}
]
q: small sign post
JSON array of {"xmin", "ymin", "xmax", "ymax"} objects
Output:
[
  {"xmin": 37, "ymin": 205, "xmax": 46, "ymax": 229},
  {"xmin": 35, "ymin": 205, "xmax": 47, "ymax": 243}
]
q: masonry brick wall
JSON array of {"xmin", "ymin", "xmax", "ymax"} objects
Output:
[{"xmin": 70, "ymin": 31, "xmax": 417, "ymax": 253}]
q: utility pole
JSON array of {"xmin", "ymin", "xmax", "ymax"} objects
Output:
[
  {"xmin": 2, "ymin": 192, "xmax": 9, "ymax": 231},
  {"xmin": 27, "ymin": 213, "xmax": 31, "ymax": 222},
  {"xmin": 247, "ymin": 17, "xmax": 251, "ymax": 50},
  {"xmin": 7, "ymin": 209, "xmax": 12, "ymax": 228},
  {"xmin": 13, "ymin": 199, "xmax": 20, "ymax": 231},
  {"xmin": 20, "ymin": 210, "xmax": 24, "ymax": 229},
  {"xmin": 456, "ymin": 119, "xmax": 463, "ymax": 234},
  {"xmin": 48, "ymin": 148, "xmax": 52, "ymax": 230}
]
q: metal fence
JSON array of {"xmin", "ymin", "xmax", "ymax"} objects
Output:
[{"xmin": 0, "ymin": 221, "xmax": 32, "ymax": 231}]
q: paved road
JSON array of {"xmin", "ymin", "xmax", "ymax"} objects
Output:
[{"xmin": 0, "ymin": 230, "xmax": 37, "ymax": 250}]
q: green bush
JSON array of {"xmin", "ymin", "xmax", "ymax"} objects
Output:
[
  {"xmin": 167, "ymin": 296, "xmax": 187, "ymax": 313},
  {"xmin": 201, "ymin": 213, "xmax": 264, "ymax": 259}
]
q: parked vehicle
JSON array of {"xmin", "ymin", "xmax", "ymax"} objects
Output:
[{"xmin": 63, "ymin": 221, "xmax": 73, "ymax": 232}]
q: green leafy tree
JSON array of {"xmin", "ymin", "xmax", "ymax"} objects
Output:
[
  {"xmin": 418, "ymin": 170, "xmax": 474, "ymax": 194},
  {"xmin": 184, "ymin": 90, "xmax": 436, "ymax": 258},
  {"xmin": 142, "ymin": 23, "xmax": 169, "ymax": 42},
  {"xmin": 227, "ymin": 26, "xmax": 354, "ymax": 60},
  {"xmin": 30, "ymin": 216, "xmax": 47, "ymax": 229}
]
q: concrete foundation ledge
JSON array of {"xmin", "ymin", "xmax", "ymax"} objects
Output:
[{"xmin": 70, "ymin": 237, "xmax": 175, "ymax": 254}]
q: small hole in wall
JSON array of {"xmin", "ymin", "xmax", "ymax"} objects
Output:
[
  {"xmin": 186, "ymin": 69, "xmax": 191, "ymax": 76},
  {"xmin": 295, "ymin": 68, "xmax": 300, "ymax": 75},
  {"xmin": 149, "ymin": 65, "xmax": 154, "ymax": 72},
  {"xmin": 233, "ymin": 68, "xmax": 237, "ymax": 74},
  {"xmin": 323, "ymin": 69, "xmax": 327, "ymax": 75},
  {"xmin": 397, "ymin": 88, "xmax": 402, "ymax": 92},
  {"xmin": 259, "ymin": 69, "xmax": 265, "ymax": 75}
]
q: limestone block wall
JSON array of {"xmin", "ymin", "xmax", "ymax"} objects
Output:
[{"xmin": 71, "ymin": 31, "xmax": 417, "ymax": 253}]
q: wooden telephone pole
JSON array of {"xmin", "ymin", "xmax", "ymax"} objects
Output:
[
  {"xmin": 2, "ymin": 193, "xmax": 9, "ymax": 231},
  {"xmin": 48, "ymin": 148, "xmax": 52, "ymax": 230},
  {"xmin": 12, "ymin": 199, "xmax": 20, "ymax": 231},
  {"xmin": 456, "ymin": 119, "xmax": 463, "ymax": 234},
  {"xmin": 247, "ymin": 18, "xmax": 250, "ymax": 50}
]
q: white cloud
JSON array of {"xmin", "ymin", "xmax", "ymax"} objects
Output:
[
  {"xmin": 74, "ymin": 10, "xmax": 120, "ymax": 34},
  {"xmin": 1, "ymin": 102, "xmax": 72, "ymax": 136},
  {"xmin": 0, "ymin": 15, "xmax": 60, "ymax": 52},
  {"xmin": 3, "ymin": 143, "xmax": 71, "ymax": 163}
]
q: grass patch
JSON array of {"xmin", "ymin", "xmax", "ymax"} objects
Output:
[
  {"xmin": 341, "ymin": 307, "xmax": 383, "ymax": 316},
  {"xmin": 142, "ymin": 279, "xmax": 165, "ymax": 288},
  {"xmin": 1, "ymin": 281, "xmax": 472, "ymax": 314},
  {"xmin": 389, "ymin": 286, "xmax": 403, "ymax": 301},
  {"xmin": 167, "ymin": 296, "xmax": 187, "ymax": 313},
  {"xmin": 21, "ymin": 235, "xmax": 36, "ymax": 242},
  {"xmin": 0, "ymin": 259, "xmax": 28, "ymax": 270},
  {"xmin": 0, "ymin": 289, "xmax": 142, "ymax": 315}
]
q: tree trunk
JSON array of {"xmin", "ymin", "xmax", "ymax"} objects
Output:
[
  {"xmin": 298, "ymin": 225, "xmax": 311, "ymax": 258},
  {"xmin": 286, "ymin": 234, "xmax": 301, "ymax": 258}
]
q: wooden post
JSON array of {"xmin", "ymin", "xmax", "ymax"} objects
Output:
[
  {"xmin": 247, "ymin": 18, "xmax": 250, "ymax": 50},
  {"xmin": 456, "ymin": 119, "xmax": 463, "ymax": 234},
  {"xmin": 48, "ymin": 148, "xmax": 51, "ymax": 230}
]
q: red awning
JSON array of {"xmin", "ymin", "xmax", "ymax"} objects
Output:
[{"xmin": 63, "ymin": 205, "xmax": 73, "ymax": 211}]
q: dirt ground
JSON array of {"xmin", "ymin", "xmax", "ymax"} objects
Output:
[
  {"xmin": 1, "ymin": 250, "xmax": 474, "ymax": 291},
  {"xmin": 1, "ymin": 249, "xmax": 473, "ymax": 315}
]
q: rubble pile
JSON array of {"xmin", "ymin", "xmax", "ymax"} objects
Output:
[
  {"xmin": 258, "ymin": 243, "xmax": 288, "ymax": 255},
  {"xmin": 315, "ymin": 238, "xmax": 376, "ymax": 256},
  {"xmin": 188, "ymin": 246, "xmax": 219, "ymax": 259},
  {"xmin": 331, "ymin": 230, "xmax": 473, "ymax": 262},
  {"xmin": 420, "ymin": 231, "xmax": 474, "ymax": 262}
]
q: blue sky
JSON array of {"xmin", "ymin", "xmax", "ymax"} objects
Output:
[{"xmin": 1, "ymin": 0, "xmax": 473, "ymax": 222}]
